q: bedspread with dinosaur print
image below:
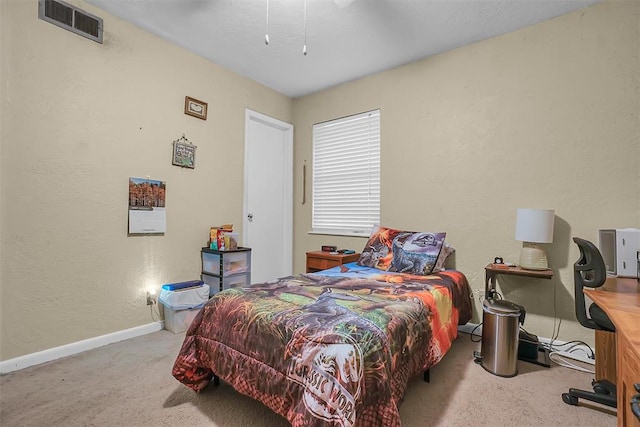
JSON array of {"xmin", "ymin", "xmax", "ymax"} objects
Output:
[{"xmin": 172, "ymin": 263, "xmax": 472, "ymax": 427}]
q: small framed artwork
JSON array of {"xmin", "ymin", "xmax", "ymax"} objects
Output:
[
  {"xmin": 184, "ymin": 96, "xmax": 207, "ymax": 120},
  {"xmin": 172, "ymin": 135, "xmax": 197, "ymax": 169}
]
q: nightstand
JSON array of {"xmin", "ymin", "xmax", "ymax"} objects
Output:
[{"xmin": 306, "ymin": 251, "xmax": 360, "ymax": 273}]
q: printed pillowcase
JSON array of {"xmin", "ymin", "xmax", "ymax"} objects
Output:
[
  {"xmin": 357, "ymin": 225, "xmax": 403, "ymax": 270},
  {"xmin": 434, "ymin": 241, "xmax": 455, "ymax": 272},
  {"xmin": 388, "ymin": 231, "xmax": 446, "ymax": 275},
  {"xmin": 357, "ymin": 225, "xmax": 452, "ymax": 275}
]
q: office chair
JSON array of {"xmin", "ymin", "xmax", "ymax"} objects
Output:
[{"xmin": 561, "ymin": 237, "xmax": 617, "ymax": 408}]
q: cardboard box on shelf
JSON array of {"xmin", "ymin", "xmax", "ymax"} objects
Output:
[{"xmin": 209, "ymin": 224, "xmax": 233, "ymax": 250}]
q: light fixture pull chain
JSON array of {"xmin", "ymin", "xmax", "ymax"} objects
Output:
[
  {"xmin": 265, "ymin": 0, "xmax": 270, "ymax": 45},
  {"xmin": 302, "ymin": 0, "xmax": 308, "ymax": 55}
]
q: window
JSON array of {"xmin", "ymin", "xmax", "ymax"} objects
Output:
[{"xmin": 312, "ymin": 110, "xmax": 380, "ymax": 236}]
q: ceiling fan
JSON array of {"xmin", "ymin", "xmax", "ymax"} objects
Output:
[{"xmin": 264, "ymin": 0, "xmax": 356, "ymax": 54}]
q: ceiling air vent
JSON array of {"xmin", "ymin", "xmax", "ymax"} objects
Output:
[{"xmin": 38, "ymin": 0, "xmax": 103, "ymax": 44}]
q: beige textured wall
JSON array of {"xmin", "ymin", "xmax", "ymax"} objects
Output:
[
  {"xmin": 1, "ymin": 0, "xmax": 638, "ymax": 362},
  {"xmin": 293, "ymin": 1, "xmax": 639, "ymax": 345},
  {"xmin": 0, "ymin": 0, "xmax": 292, "ymax": 360}
]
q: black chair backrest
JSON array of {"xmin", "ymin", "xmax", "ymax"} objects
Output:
[{"xmin": 573, "ymin": 237, "xmax": 607, "ymax": 330}]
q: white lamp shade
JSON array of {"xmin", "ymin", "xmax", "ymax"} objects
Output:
[{"xmin": 515, "ymin": 208, "xmax": 555, "ymax": 243}]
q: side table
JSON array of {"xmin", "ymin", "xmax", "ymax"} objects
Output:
[
  {"xmin": 306, "ymin": 251, "xmax": 360, "ymax": 273},
  {"xmin": 485, "ymin": 264, "xmax": 553, "ymax": 298}
]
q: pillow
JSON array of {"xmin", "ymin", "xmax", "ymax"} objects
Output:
[
  {"xmin": 357, "ymin": 225, "xmax": 399, "ymax": 270},
  {"xmin": 433, "ymin": 241, "xmax": 455, "ymax": 272},
  {"xmin": 387, "ymin": 231, "xmax": 446, "ymax": 275},
  {"xmin": 357, "ymin": 225, "xmax": 451, "ymax": 275}
]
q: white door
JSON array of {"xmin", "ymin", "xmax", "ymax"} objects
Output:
[{"xmin": 243, "ymin": 109, "xmax": 293, "ymax": 283}]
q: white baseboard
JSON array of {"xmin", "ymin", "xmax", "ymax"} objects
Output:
[
  {"xmin": 0, "ymin": 321, "xmax": 164, "ymax": 374},
  {"xmin": 2, "ymin": 321, "xmax": 591, "ymax": 374}
]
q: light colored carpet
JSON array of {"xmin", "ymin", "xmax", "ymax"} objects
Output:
[{"xmin": 0, "ymin": 331, "xmax": 616, "ymax": 426}]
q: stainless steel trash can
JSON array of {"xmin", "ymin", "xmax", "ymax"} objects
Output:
[{"xmin": 479, "ymin": 299, "xmax": 524, "ymax": 377}]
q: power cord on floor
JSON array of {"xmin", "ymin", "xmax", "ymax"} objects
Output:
[
  {"xmin": 539, "ymin": 275, "xmax": 595, "ymax": 373},
  {"xmin": 542, "ymin": 339, "xmax": 595, "ymax": 373},
  {"xmin": 541, "ymin": 339, "xmax": 595, "ymax": 359},
  {"xmin": 470, "ymin": 323, "xmax": 483, "ymax": 343},
  {"xmin": 549, "ymin": 277, "xmax": 562, "ymax": 345},
  {"xmin": 150, "ymin": 303, "xmax": 162, "ymax": 322},
  {"xmin": 548, "ymin": 351, "xmax": 595, "ymax": 374}
]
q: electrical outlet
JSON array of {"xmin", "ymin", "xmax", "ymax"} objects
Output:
[{"xmin": 146, "ymin": 291, "xmax": 157, "ymax": 305}]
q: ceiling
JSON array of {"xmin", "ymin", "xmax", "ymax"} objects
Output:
[{"xmin": 87, "ymin": 0, "xmax": 600, "ymax": 98}]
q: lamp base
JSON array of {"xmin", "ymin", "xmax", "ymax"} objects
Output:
[{"xmin": 519, "ymin": 243, "xmax": 548, "ymax": 270}]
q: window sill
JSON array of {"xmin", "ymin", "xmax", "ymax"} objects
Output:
[{"xmin": 308, "ymin": 230, "xmax": 371, "ymax": 238}]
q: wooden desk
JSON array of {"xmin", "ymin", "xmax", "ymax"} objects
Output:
[{"xmin": 584, "ymin": 277, "xmax": 640, "ymax": 427}]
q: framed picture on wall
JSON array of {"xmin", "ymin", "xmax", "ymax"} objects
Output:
[
  {"xmin": 184, "ymin": 96, "xmax": 207, "ymax": 120},
  {"xmin": 172, "ymin": 137, "xmax": 197, "ymax": 169}
]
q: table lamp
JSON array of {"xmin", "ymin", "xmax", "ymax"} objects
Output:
[{"xmin": 515, "ymin": 208, "xmax": 555, "ymax": 270}]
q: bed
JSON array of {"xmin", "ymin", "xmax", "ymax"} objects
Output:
[{"xmin": 172, "ymin": 227, "xmax": 473, "ymax": 426}]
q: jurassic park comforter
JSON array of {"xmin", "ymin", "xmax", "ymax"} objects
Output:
[{"xmin": 172, "ymin": 263, "xmax": 472, "ymax": 427}]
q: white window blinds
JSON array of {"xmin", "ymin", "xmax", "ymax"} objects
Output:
[{"xmin": 312, "ymin": 110, "xmax": 380, "ymax": 235}]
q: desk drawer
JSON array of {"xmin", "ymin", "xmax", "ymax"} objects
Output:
[
  {"xmin": 307, "ymin": 257, "xmax": 335, "ymax": 271},
  {"xmin": 202, "ymin": 250, "xmax": 250, "ymax": 275},
  {"xmin": 306, "ymin": 251, "xmax": 360, "ymax": 273}
]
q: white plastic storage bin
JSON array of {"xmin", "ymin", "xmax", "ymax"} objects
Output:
[
  {"xmin": 159, "ymin": 283, "xmax": 209, "ymax": 334},
  {"xmin": 222, "ymin": 251, "xmax": 249, "ymax": 274},
  {"xmin": 222, "ymin": 273, "xmax": 249, "ymax": 290},
  {"xmin": 201, "ymin": 251, "xmax": 221, "ymax": 275},
  {"xmin": 202, "ymin": 272, "xmax": 250, "ymax": 295},
  {"xmin": 201, "ymin": 247, "xmax": 252, "ymax": 297},
  {"xmin": 201, "ymin": 248, "xmax": 251, "ymax": 275},
  {"xmin": 202, "ymin": 274, "xmax": 221, "ymax": 296}
]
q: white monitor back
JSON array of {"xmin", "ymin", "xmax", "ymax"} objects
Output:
[{"xmin": 598, "ymin": 228, "xmax": 640, "ymax": 277}]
